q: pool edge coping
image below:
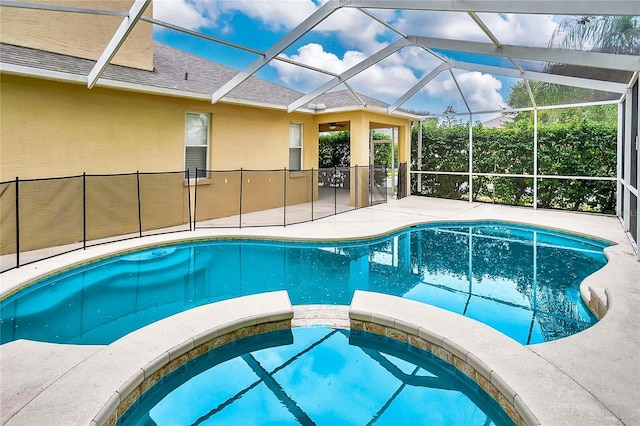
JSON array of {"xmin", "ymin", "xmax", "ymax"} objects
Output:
[
  {"xmin": 349, "ymin": 290, "xmax": 622, "ymax": 426},
  {"xmin": 1, "ymin": 198, "xmax": 637, "ymax": 425}
]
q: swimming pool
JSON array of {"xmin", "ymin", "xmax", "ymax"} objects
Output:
[
  {"xmin": 0, "ymin": 221, "xmax": 610, "ymax": 345},
  {"xmin": 118, "ymin": 327, "xmax": 514, "ymax": 425}
]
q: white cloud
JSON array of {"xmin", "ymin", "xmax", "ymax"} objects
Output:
[
  {"xmin": 271, "ymin": 43, "xmax": 365, "ymax": 91},
  {"xmin": 425, "ymin": 71, "xmax": 506, "ymax": 112},
  {"xmin": 475, "ymin": 13, "xmax": 558, "ymax": 47},
  {"xmin": 152, "ymin": 0, "xmax": 373, "ymax": 55},
  {"xmin": 389, "ymin": 10, "xmax": 558, "ymax": 48},
  {"xmin": 352, "ymin": 61, "xmax": 419, "ymax": 98},
  {"xmin": 217, "ymin": 0, "xmax": 318, "ymax": 31},
  {"xmin": 398, "ymin": 46, "xmax": 444, "ymax": 74},
  {"xmin": 151, "ymin": 2, "xmax": 522, "ymax": 114},
  {"xmin": 315, "ymin": 7, "xmax": 392, "ymax": 54},
  {"xmin": 271, "ymin": 44, "xmax": 507, "ymax": 113},
  {"xmin": 152, "ymin": 0, "xmax": 212, "ymax": 30},
  {"xmin": 391, "ymin": 11, "xmax": 489, "ymax": 42},
  {"xmin": 271, "ymin": 43, "xmax": 426, "ymax": 101},
  {"xmin": 153, "ymin": 0, "xmax": 318, "ymax": 33}
]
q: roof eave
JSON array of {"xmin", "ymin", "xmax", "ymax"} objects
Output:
[
  {"xmin": 0, "ymin": 63, "xmax": 419, "ymax": 119},
  {"xmin": 315, "ymin": 104, "xmax": 419, "ymax": 120}
]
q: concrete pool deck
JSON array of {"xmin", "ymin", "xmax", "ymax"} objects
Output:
[{"xmin": 1, "ymin": 196, "xmax": 639, "ymax": 425}]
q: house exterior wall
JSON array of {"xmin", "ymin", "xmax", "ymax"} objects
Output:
[
  {"xmin": 0, "ymin": 0, "xmax": 154, "ymax": 71},
  {"xmin": 0, "ymin": 74, "xmax": 318, "ymax": 179},
  {"xmin": 0, "ymin": 74, "xmax": 320, "ymax": 252}
]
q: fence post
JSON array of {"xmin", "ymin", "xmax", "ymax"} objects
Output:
[
  {"xmin": 311, "ymin": 167, "xmax": 314, "ymax": 221},
  {"xmin": 15, "ymin": 176, "xmax": 19, "ymax": 268},
  {"xmin": 355, "ymin": 164, "xmax": 359, "ymax": 209},
  {"xmin": 136, "ymin": 170, "xmax": 142, "ymax": 237},
  {"xmin": 83, "ymin": 172, "xmax": 86, "ymax": 249},
  {"xmin": 188, "ymin": 169, "xmax": 193, "ymax": 231},
  {"xmin": 283, "ymin": 167, "xmax": 287, "ymax": 227},
  {"xmin": 384, "ymin": 166, "xmax": 388, "ymax": 203},
  {"xmin": 239, "ymin": 168, "xmax": 243, "ymax": 229},
  {"xmin": 334, "ymin": 166, "xmax": 337, "ymax": 216},
  {"xmin": 369, "ymin": 165, "xmax": 373, "ymax": 207}
]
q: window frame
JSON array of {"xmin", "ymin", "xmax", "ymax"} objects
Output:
[
  {"xmin": 289, "ymin": 122, "xmax": 303, "ymax": 171},
  {"xmin": 184, "ymin": 112, "xmax": 210, "ymax": 179}
]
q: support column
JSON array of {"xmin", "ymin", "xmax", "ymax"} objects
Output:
[
  {"xmin": 623, "ymin": 88, "xmax": 632, "ymax": 232},
  {"xmin": 533, "ymin": 109, "xmax": 538, "ymax": 209},
  {"xmin": 397, "ymin": 122, "xmax": 411, "ymax": 198},
  {"xmin": 350, "ymin": 115, "xmax": 370, "ymax": 208},
  {"xmin": 468, "ymin": 114, "xmax": 473, "ymax": 202},
  {"xmin": 417, "ymin": 120, "xmax": 423, "ymax": 194}
]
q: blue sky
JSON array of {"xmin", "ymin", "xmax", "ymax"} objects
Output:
[{"xmin": 152, "ymin": 0, "xmax": 566, "ymax": 116}]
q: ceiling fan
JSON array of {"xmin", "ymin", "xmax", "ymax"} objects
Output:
[{"xmin": 327, "ymin": 122, "xmax": 346, "ymax": 130}]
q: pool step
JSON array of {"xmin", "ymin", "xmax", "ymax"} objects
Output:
[{"xmin": 292, "ymin": 304, "xmax": 350, "ymax": 329}]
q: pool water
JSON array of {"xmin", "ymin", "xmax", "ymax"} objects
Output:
[
  {"xmin": 0, "ymin": 222, "xmax": 610, "ymax": 345},
  {"xmin": 118, "ymin": 327, "xmax": 514, "ymax": 426}
]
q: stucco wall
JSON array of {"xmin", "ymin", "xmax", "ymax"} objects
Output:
[
  {"xmin": 0, "ymin": 74, "xmax": 323, "ymax": 252},
  {"xmin": 0, "ymin": 74, "xmax": 319, "ymax": 180},
  {"xmin": 0, "ymin": 0, "xmax": 154, "ymax": 71},
  {"xmin": 0, "ymin": 73, "xmax": 415, "ymax": 254}
]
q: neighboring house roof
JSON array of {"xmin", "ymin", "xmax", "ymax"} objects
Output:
[
  {"xmin": 482, "ymin": 115, "xmax": 514, "ymax": 128},
  {"xmin": 0, "ymin": 41, "xmax": 408, "ymax": 115},
  {"xmin": 312, "ymin": 89, "xmax": 391, "ymax": 110}
]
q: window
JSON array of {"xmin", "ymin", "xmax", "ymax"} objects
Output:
[
  {"xmin": 185, "ymin": 112, "xmax": 210, "ymax": 178},
  {"xmin": 289, "ymin": 123, "xmax": 302, "ymax": 170}
]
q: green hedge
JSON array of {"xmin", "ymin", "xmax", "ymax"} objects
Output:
[{"xmin": 411, "ymin": 119, "xmax": 616, "ymax": 213}]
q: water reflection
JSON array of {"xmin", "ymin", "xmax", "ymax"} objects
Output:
[
  {"xmin": 118, "ymin": 328, "xmax": 514, "ymax": 426},
  {"xmin": 1, "ymin": 223, "xmax": 609, "ymax": 345}
]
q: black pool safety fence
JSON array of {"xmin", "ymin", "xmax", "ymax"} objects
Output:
[{"xmin": 0, "ymin": 166, "xmax": 388, "ymax": 272}]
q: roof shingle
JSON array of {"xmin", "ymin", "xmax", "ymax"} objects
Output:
[{"xmin": 1, "ymin": 41, "xmax": 398, "ymax": 112}]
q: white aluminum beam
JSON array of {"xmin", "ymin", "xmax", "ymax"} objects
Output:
[
  {"xmin": 419, "ymin": 98, "xmax": 619, "ymax": 118},
  {"xmin": 509, "ymin": 58, "xmax": 525, "ymax": 73},
  {"xmin": 467, "ymin": 12, "xmax": 502, "ymax": 47},
  {"xmin": 141, "ymin": 16, "xmax": 263, "ymax": 56},
  {"xmin": 415, "ymin": 36, "xmax": 640, "ymax": 71},
  {"xmin": 275, "ymin": 55, "xmax": 340, "ymax": 77},
  {"xmin": 210, "ymin": 0, "xmax": 346, "ymax": 104},
  {"xmin": 343, "ymin": 81, "xmax": 367, "ymax": 106},
  {"xmin": 538, "ymin": 99, "xmax": 619, "ymax": 110},
  {"xmin": 450, "ymin": 69, "xmax": 471, "ymax": 113},
  {"xmin": 87, "ymin": 0, "xmax": 150, "ymax": 89},
  {"xmin": 356, "ymin": 7, "xmax": 407, "ymax": 38},
  {"xmin": 0, "ymin": 1, "xmax": 126, "ymax": 16},
  {"xmin": 617, "ymin": 103, "xmax": 623, "ymax": 217},
  {"xmin": 346, "ymin": 0, "xmax": 640, "ymax": 15},
  {"xmin": 467, "ymin": 13, "xmax": 527, "ymax": 76},
  {"xmin": 387, "ymin": 62, "xmax": 451, "ymax": 113},
  {"xmin": 140, "ymin": 16, "xmax": 338, "ymax": 78},
  {"xmin": 453, "ymin": 61, "xmax": 628, "ymax": 93},
  {"xmin": 288, "ymin": 37, "xmax": 417, "ymax": 112}
]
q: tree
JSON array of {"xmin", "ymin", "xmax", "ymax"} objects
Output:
[
  {"xmin": 506, "ymin": 81, "xmax": 618, "ymax": 125},
  {"xmin": 411, "ymin": 119, "xmax": 617, "ymax": 213},
  {"xmin": 318, "ymin": 130, "xmax": 392, "ymax": 168},
  {"xmin": 506, "ymin": 16, "xmax": 638, "ymax": 118},
  {"xmin": 550, "ymin": 16, "xmax": 639, "ymax": 55},
  {"xmin": 439, "ymin": 105, "xmax": 462, "ymax": 127},
  {"xmin": 318, "ymin": 131, "xmax": 350, "ymax": 168}
]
